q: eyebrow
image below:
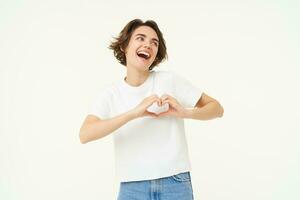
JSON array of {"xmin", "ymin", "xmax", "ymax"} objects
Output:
[{"xmin": 134, "ymin": 33, "xmax": 159, "ymax": 43}]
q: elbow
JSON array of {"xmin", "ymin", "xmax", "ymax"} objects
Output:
[
  {"xmin": 79, "ymin": 134, "xmax": 86, "ymax": 144},
  {"xmin": 80, "ymin": 139, "xmax": 86, "ymax": 144},
  {"xmin": 79, "ymin": 131, "xmax": 88, "ymax": 144},
  {"xmin": 218, "ymin": 104, "xmax": 224, "ymax": 118},
  {"xmin": 213, "ymin": 101, "xmax": 224, "ymax": 118}
]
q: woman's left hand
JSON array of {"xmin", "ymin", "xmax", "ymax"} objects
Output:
[{"xmin": 158, "ymin": 94, "xmax": 188, "ymax": 118}]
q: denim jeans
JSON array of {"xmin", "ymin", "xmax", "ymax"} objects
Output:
[{"xmin": 117, "ymin": 171, "xmax": 194, "ymax": 200}]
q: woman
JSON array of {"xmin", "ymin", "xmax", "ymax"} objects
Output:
[{"xmin": 79, "ymin": 19, "xmax": 224, "ymax": 200}]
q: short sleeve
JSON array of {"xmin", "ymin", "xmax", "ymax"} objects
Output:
[
  {"xmin": 171, "ymin": 71, "xmax": 203, "ymax": 108},
  {"xmin": 88, "ymin": 88, "xmax": 111, "ymax": 119}
]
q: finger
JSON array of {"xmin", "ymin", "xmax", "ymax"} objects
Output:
[
  {"xmin": 145, "ymin": 111, "xmax": 159, "ymax": 117},
  {"xmin": 162, "ymin": 97, "xmax": 177, "ymax": 106},
  {"xmin": 157, "ymin": 96, "xmax": 163, "ymax": 106},
  {"xmin": 164, "ymin": 94, "xmax": 176, "ymax": 102},
  {"xmin": 158, "ymin": 111, "xmax": 168, "ymax": 117},
  {"xmin": 162, "ymin": 99, "xmax": 173, "ymax": 106},
  {"xmin": 158, "ymin": 110, "xmax": 174, "ymax": 118},
  {"xmin": 147, "ymin": 94, "xmax": 158, "ymax": 102},
  {"xmin": 145, "ymin": 97, "xmax": 160, "ymax": 109},
  {"xmin": 160, "ymin": 94, "xmax": 169, "ymax": 101},
  {"xmin": 158, "ymin": 98, "xmax": 162, "ymax": 106},
  {"xmin": 155, "ymin": 97, "xmax": 162, "ymax": 106},
  {"xmin": 163, "ymin": 99, "xmax": 179, "ymax": 110},
  {"xmin": 149, "ymin": 96, "xmax": 160, "ymax": 104}
]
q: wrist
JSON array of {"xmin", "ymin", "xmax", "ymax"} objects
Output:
[
  {"xmin": 127, "ymin": 110, "xmax": 138, "ymax": 120},
  {"xmin": 182, "ymin": 108, "xmax": 191, "ymax": 118},
  {"xmin": 182, "ymin": 108, "xmax": 193, "ymax": 119}
]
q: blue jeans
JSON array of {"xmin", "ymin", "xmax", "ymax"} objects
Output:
[{"xmin": 117, "ymin": 171, "xmax": 194, "ymax": 200}]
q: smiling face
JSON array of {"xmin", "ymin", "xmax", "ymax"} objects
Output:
[{"xmin": 123, "ymin": 26, "xmax": 159, "ymax": 71}]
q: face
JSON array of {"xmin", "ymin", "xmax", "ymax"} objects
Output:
[{"xmin": 123, "ymin": 26, "xmax": 159, "ymax": 71}]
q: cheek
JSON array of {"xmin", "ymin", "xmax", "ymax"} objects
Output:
[
  {"xmin": 125, "ymin": 41, "xmax": 137, "ymax": 53},
  {"xmin": 153, "ymin": 49, "xmax": 159, "ymax": 58},
  {"xmin": 126, "ymin": 46, "xmax": 136, "ymax": 57}
]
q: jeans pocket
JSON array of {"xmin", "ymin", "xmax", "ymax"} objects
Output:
[{"xmin": 171, "ymin": 172, "xmax": 191, "ymax": 182}]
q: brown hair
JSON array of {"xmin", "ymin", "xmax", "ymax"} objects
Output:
[{"xmin": 108, "ymin": 19, "xmax": 168, "ymax": 71}]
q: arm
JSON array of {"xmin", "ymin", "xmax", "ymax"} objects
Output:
[
  {"xmin": 158, "ymin": 93, "xmax": 223, "ymax": 120},
  {"xmin": 184, "ymin": 93, "xmax": 224, "ymax": 120},
  {"xmin": 79, "ymin": 111, "xmax": 136, "ymax": 144},
  {"xmin": 79, "ymin": 94, "xmax": 161, "ymax": 144}
]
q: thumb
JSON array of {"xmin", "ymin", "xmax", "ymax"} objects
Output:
[{"xmin": 144, "ymin": 110, "xmax": 159, "ymax": 118}]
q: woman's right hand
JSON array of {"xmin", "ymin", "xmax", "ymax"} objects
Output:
[{"xmin": 130, "ymin": 94, "xmax": 162, "ymax": 119}]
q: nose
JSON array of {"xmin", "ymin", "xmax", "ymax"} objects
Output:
[
  {"xmin": 143, "ymin": 40, "xmax": 151, "ymax": 49},
  {"xmin": 143, "ymin": 44, "xmax": 150, "ymax": 49}
]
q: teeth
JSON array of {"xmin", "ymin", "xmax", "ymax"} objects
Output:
[{"xmin": 137, "ymin": 51, "xmax": 150, "ymax": 59}]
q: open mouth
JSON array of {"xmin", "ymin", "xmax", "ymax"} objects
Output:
[{"xmin": 136, "ymin": 51, "xmax": 151, "ymax": 60}]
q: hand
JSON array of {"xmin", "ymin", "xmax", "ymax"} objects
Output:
[
  {"xmin": 157, "ymin": 94, "xmax": 188, "ymax": 118},
  {"xmin": 130, "ymin": 94, "xmax": 162, "ymax": 119}
]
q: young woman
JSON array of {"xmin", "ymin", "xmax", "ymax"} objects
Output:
[{"xmin": 79, "ymin": 19, "xmax": 224, "ymax": 200}]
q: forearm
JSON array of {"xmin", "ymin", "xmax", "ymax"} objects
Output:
[
  {"xmin": 80, "ymin": 111, "xmax": 136, "ymax": 144},
  {"xmin": 184, "ymin": 101, "xmax": 224, "ymax": 120}
]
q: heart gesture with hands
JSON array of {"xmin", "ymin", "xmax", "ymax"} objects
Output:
[
  {"xmin": 157, "ymin": 94, "xmax": 187, "ymax": 118},
  {"xmin": 131, "ymin": 94, "xmax": 187, "ymax": 119}
]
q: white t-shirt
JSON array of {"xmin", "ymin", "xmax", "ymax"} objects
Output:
[{"xmin": 88, "ymin": 70, "xmax": 203, "ymax": 182}]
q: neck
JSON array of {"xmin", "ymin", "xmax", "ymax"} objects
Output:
[{"xmin": 124, "ymin": 67, "xmax": 151, "ymax": 87}]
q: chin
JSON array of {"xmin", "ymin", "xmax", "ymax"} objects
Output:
[
  {"xmin": 129, "ymin": 60, "xmax": 154, "ymax": 71},
  {"xmin": 135, "ymin": 63, "xmax": 152, "ymax": 71}
]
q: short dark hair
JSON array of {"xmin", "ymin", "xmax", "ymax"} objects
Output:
[{"xmin": 108, "ymin": 19, "xmax": 168, "ymax": 71}]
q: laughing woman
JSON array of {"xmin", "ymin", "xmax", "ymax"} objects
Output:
[{"xmin": 79, "ymin": 19, "xmax": 224, "ymax": 200}]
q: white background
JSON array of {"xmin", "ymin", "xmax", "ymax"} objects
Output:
[{"xmin": 1, "ymin": 0, "xmax": 299, "ymax": 199}]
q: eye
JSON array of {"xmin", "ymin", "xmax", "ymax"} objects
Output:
[{"xmin": 137, "ymin": 37, "xmax": 144, "ymax": 41}]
